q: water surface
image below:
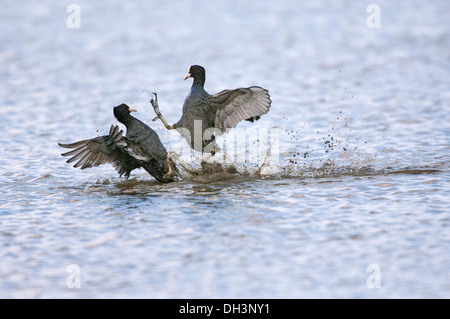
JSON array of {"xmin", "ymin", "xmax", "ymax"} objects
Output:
[{"xmin": 1, "ymin": 0, "xmax": 449, "ymax": 298}]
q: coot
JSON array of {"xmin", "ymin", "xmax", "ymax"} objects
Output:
[
  {"xmin": 151, "ymin": 65, "xmax": 271, "ymax": 159},
  {"xmin": 58, "ymin": 104, "xmax": 178, "ymax": 183}
]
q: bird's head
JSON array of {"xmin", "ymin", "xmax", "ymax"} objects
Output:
[
  {"xmin": 113, "ymin": 103, "xmax": 137, "ymax": 123},
  {"xmin": 184, "ymin": 65, "xmax": 206, "ymax": 85}
]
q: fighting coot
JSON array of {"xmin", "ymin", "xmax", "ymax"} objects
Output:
[
  {"xmin": 151, "ymin": 65, "xmax": 271, "ymax": 160},
  {"xmin": 58, "ymin": 103, "xmax": 178, "ymax": 183}
]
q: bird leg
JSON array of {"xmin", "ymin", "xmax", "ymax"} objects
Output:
[
  {"xmin": 167, "ymin": 152, "xmax": 198, "ymax": 176},
  {"xmin": 150, "ymin": 93, "xmax": 174, "ymax": 130},
  {"xmin": 166, "ymin": 159, "xmax": 173, "ymax": 176},
  {"xmin": 201, "ymin": 147, "xmax": 216, "ymax": 163}
]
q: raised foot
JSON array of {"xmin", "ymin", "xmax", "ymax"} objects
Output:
[
  {"xmin": 149, "ymin": 92, "xmax": 158, "ymax": 109},
  {"xmin": 149, "ymin": 92, "xmax": 173, "ymax": 130}
]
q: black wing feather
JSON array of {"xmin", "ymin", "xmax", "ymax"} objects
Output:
[{"xmin": 58, "ymin": 125, "xmax": 139, "ymax": 178}]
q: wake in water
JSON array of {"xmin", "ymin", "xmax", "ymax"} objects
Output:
[
  {"xmin": 82, "ymin": 103, "xmax": 446, "ymax": 186},
  {"xmin": 155, "ymin": 107, "xmax": 379, "ymax": 181}
]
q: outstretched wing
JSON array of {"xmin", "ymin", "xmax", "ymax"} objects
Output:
[
  {"xmin": 58, "ymin": 125, "xmax": 140, "ymax": 177},
  {"xmin": 208, "ymin": 86, "xmax": 271, "ymax": 131}
]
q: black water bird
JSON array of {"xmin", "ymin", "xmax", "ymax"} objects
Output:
[
  {"xmin": 58, "ymin": 103, "xmax": 178, "ymax": 183},
  {"xmin": 151, "ymin": 65, "xmax": 271, "ymax": 160}
]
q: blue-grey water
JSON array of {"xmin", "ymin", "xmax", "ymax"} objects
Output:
[{"xmin": 1, "ymin": 0, "xmax": 449, "ymax": 298}]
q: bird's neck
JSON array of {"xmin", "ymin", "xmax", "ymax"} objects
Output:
[
  {"xmin": 117, "ymin": 115, "xmax": 133, "ymax": 126},
  {"xmin": 192, "ymin": 74, "xmax": 205, "ymax": 87},
  {"xmin": 192, "ymin": 81, "xmax": 204, "ymax": 90},
  {"xmin": 189, "ymin": 82, "xmax": 206, "ymax": 98}
]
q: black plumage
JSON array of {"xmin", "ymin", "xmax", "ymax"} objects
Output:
[
  {"xmin": 151, "ymin": 65, "xmax": 271, "ymax": 154},
  {"xmin": 58, "ymin": 103, "xmax": 178, "ymax": 183}
]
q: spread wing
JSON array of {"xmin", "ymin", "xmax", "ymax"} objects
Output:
[
  {"xmin": 208, "ymin": 86, "xmax": 271, "ymax": 131},
  {"xmin": 58, "ymin": 125, "xmax": 140, "ymax": 178}
]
